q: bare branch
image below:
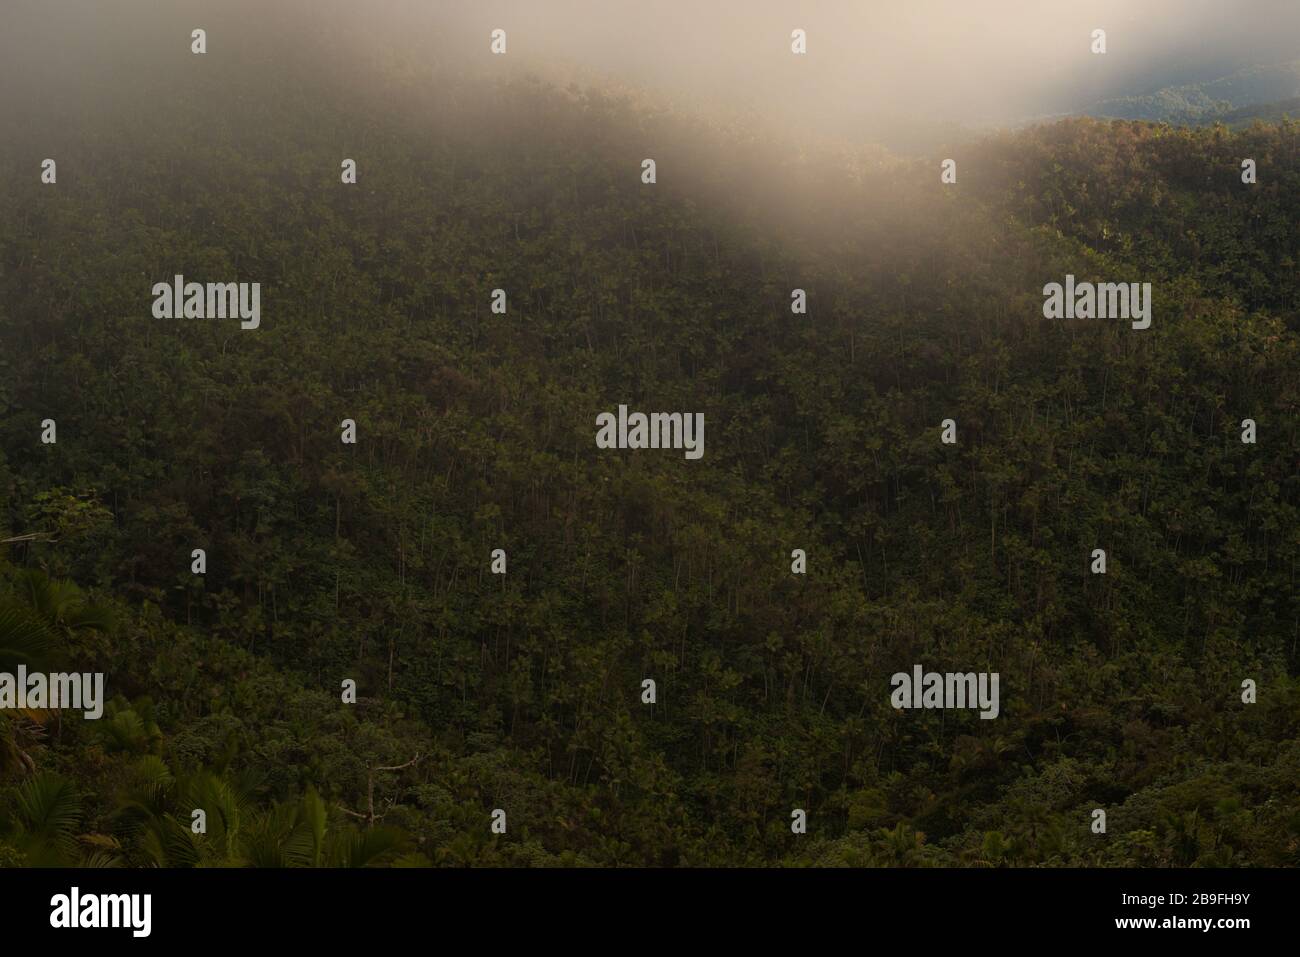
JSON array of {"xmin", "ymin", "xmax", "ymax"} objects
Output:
[{"xmin": 371, "ymin": 753, "xmax": 421, "ymax": 774}]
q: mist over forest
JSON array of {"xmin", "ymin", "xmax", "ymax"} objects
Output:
[
  {"xmin": 0, "ymin": 0, "xmax": 1296, "ymax": 873},
  {"xmin": 5, "ymin": 0, "xmax": 1300, "ymax": 147}
]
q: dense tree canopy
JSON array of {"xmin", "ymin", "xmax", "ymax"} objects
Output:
[{"xmin": 0, "ymin": 27, "xmax": 1296, "ymax": 867}]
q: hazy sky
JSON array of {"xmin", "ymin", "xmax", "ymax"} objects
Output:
[
  {"xmin": 4, "ymin": 0, "xmax": 1298, "ymax": 147},
  {"xmin": 388, "ymin": 0, "xmax": 1300, "ymax": 128}
]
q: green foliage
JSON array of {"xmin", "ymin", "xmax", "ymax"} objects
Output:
[
  {"xmin": 1, "ymin": 772, "xmax": 84, "ymax": 866},
  {"xmin": 0, "ymin": 27, "xmax": 1295, "ymax": 867}
]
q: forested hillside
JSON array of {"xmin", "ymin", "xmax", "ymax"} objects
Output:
[
  {"xmin": 1089, "ymin": 59, "xmax": 1300, "ymax": 123},
  {"xmin": 0, "ymin": 23, "xmax": 1297, "ymax": 868}
]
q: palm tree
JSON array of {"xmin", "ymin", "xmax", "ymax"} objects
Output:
[
  {"xmin": 0, "ymin": 599, "xmax": 56, "ymax": 673},
  {"xmin": 0, "ymin": 573, "xmax": 116, "ymax": 778},
  {"xmin": 107, "ymin": 756, "xmax": 413, "ymax": 868},
  {"xmin": 325, "ymin": 821, "xmax": 409, "ymax": 868},
  {"xmin": 112, "ymin": 758, "xmax": 254, "ymax": 867},
  {"xmin": 13, "ymin": 569, "xmax": 114, "ymax": 654},
  {"xmin": 242, "ymin": 788, "xmax": 410, "ymax": 867},
  {"xmin": 0, "ymin": 771, "xmax": 84, "ymax": 866},
  {"xmin": 0, "ymin": 600, "xmax": 58, "ymax": 778}
]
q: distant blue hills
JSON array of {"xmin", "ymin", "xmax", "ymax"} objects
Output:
[{"xmin": 1086, "ymin": 59, "xmax": 1300, "ymax": 124}]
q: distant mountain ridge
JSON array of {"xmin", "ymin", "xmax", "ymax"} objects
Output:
[
  {"xmin": 1216, "ymin": 96, "xmax": 1300, "ymax": 126},
  {"xmin": 1087, "ymin": 59, "xmax": 1300, "ymax": 123}
]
